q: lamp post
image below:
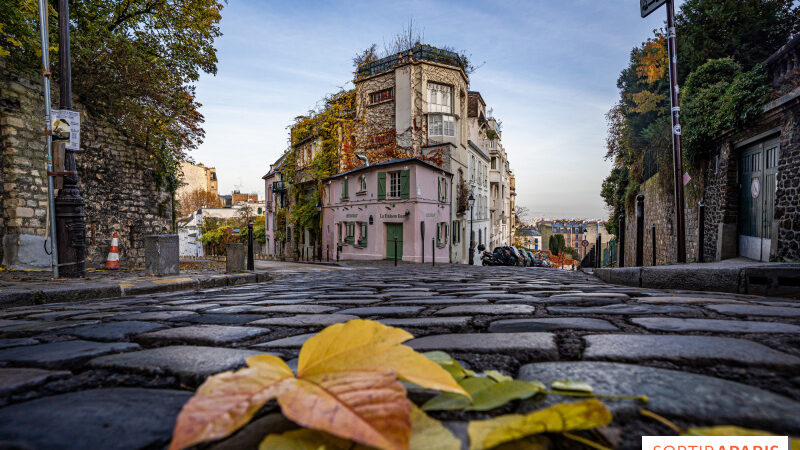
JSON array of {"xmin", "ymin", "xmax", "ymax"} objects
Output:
[
  {"xmin": 468, "ymin": 193, "xmax": 475, "ymax": 265},
  {"xmin": 315, "ymin": 202, "xmax": 321, "ymax": 261}
]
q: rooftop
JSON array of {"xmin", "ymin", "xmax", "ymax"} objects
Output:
[
  {"xmin": 356, "ymin": 44, "xmax": 466, "ymax": 79},
  {"xmin": 322, "ymin": 158, "xmax": 452, "ymax": 181}
]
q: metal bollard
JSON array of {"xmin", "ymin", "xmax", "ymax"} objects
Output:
[
  {"xmin": 394, "ymin": 235, "xmax": 398, "ymax": 266},
  {"xmin": 247, "ymin": 220, "xmax": 254, "ymax": 271},
  {"xmin": 698, "ymin": 201, "xmax": 705, "ymax": 263},
  {"xmin": 636, "ymin": 194, "xmax": 644, "ymax": 267},
  {"xmin": 432, "ymin": 238, "xmax": 435, "ymax": 267},
  {"xmin": 651, "ymin": 224, "xmax": 656, "ymax": 266},
  {"xmin": 336, "ymin": 244, "xmax": 340, "ymax": 262},
  {"xmin": 595, "ymin": 233, "xmax": 601, "ymax": 268},
  {"xmin": 327, "ymin": 245, "xmax": 330, "ymax": 262},
  {"xmin": 618, "ymin": 214, "xmax": 625, "ymax": 268}
]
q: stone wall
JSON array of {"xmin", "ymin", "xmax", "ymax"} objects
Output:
[
  {"xmin": 623, "ymin": 173, "xmax": 699, "ymax": 267},
  {"xmin": 623, "ymin": 94, "xmax": 800, "ymax": 265},
  {"xmin": 0, "ymin": 61, "xmax": 173, "ymax": 269}
]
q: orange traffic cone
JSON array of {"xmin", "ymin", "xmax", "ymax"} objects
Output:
[{"xmin": 105, "ymin": 232, "xmax": 120, "ymax": 269}]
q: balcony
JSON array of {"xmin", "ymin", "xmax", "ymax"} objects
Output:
[{"xmin": 272, "ymin": 181, "xmax": 287, "ymax": 193}]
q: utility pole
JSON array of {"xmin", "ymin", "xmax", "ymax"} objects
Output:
[
  {"xmin": 55, "ymin": 0, "xmax": 87, "ymax": 278},
  {"xmin": 641, "ymin": 0, "xmax": 686, "ymax": 263},
  {"xmin": 37, "ymin": 0, "xmax": 59, "ymax": 278}
]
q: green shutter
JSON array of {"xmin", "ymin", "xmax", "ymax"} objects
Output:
[
  {"xmin": 342, "ymin": 179, "xmax": 349, "ymax": 199},
  {"xmin": 400, "ymin": 169, "xmax": 410, "ymax": 199},
  {"xmin": 437, "ymin": 178, "xmax": 441, "ymax": 202},
  {"xmin": 377, "ymin": 172, "xmax": 386, "ymax": 200}
]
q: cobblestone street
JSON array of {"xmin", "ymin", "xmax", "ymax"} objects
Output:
[{"xmin": 0, "ymin": 265, "xmax": 798, "ymax": 449}]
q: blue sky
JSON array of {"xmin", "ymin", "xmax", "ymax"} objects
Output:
[{"xmin": 192, "ymin": 0, "xmax": 682, "ymax": 219}]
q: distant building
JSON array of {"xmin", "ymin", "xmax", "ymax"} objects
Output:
[
  {"xmin": 177, "ymin": 162, "xmax": 218, "ymax": 199},
  {"xmin": 517, "ymin": 226, "xmax": 542, "ymax": 250},
  {"xmin": 232, "ymin": 191, "xmax": 259, "ymax": 205}
]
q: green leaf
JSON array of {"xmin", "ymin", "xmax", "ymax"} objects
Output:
[
  {"xmin": 424, "ymin": 351, "xmax": 467, "ymax": 381},
  {"xmin": 467, "ymin": 380, "xmax": 543, "ymax": 412},
  {"xmin": 551, "ymin": 379, "xmax": 593, "ymax": 393},
  {"xmin": 421, "ymin": 391, "xmax": 472, "ymax": 411},
  {"xmin": 485, "ymin": 370, "xmax": 513, "ymax": 383}
]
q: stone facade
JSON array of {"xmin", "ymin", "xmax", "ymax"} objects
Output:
[{"xmin": 0, "ymin": 61, "xmax": 173, "ymax": 269}]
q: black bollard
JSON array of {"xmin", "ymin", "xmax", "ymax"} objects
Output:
[
  {"xmin": 651, "ymin": 224, "xmax": 656, "ymax": 266},
  {"xmin": 432, "ymin": 238, "xmax": 435, "ymax": 267},
  {"xmin": 394, "ymin": 235, "xmax": 398, "ymax": 266},
  {"xmin": 327, "ymin": 245, "xmax": 329, "ymax": 262},
  {"xmin": 698, "ymin": 201, "xmax": 705, "ymax": 263},
  {"xmin": 247, "ymin": 220, "xmax": 254, "ymax": 270},
  {"xmin": 595, "ymin": 233, "xmax": 601, "ymax": 268},
  {"xmin": 618, "ymin": 214, "xmax": 625, "ymax": 268},
  {"xmin": 636, "ymin": 194, "xmax": 644, "ymax": 267}
]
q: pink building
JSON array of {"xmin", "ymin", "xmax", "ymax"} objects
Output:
[{"xmin": 322, "ymin": 158, "xmax": 452, "ymax": 263}]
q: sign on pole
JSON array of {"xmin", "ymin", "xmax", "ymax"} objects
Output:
[
  {"xmin": 640, "ymin": 0, "xmax": 666, "ymax": 17},
  {"xmin": 51, "ymin": 109, "xmax": 80, "ymax": 150}
]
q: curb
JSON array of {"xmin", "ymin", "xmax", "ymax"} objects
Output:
[
  {"xmin": 0, "ymin": 271, "xmax": 272, "ymax": 307},
  {"xmin": 593, "ymin": 264, "xmax": 800, "ymax": 296}
]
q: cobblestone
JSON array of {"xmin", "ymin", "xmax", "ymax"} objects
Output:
[{"xmin": 1, "ymin": 264, "xmax": 799, "ymax": 448}]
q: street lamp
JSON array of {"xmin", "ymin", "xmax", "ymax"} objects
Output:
[{"xmin": 468, "ymin": 193, "xmax": 475, "ymax": 265}]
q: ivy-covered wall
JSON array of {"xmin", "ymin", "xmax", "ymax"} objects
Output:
[{"xmin": 0, "ymin": 61, "xmax": 173, "ymax": 268}]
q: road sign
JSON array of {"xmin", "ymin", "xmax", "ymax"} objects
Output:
[
  {"xmin": 582, "ymin": 240, "xmax": 589, "ymax": 247},
  {"xmin": 641, "ymin": 0, "xmax": 666, "ymax": 18}
]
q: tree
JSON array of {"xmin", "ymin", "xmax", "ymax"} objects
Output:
[
  {"xmin": 548, "ymin": 234, "xmax": 567, "ymax": 256},
  {"xmin": 178, "ymin": 188, "xmax": 222, "ymax": 216},
  {"xmin": 676, "ymin": 0, "xmax": 799, "ymax": 82},
  {"xmin": 0, "ymin": 0, "xmax": 224, "ymax": 185}
]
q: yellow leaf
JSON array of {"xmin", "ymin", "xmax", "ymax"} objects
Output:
[
  {"xmin": 258, "ymin": 405, "xmax": 459, "ymax": 450},
  {"xmin": 168, "ymin": 354, "xmax": 294, "ymax": 450},
  {"xmin": 299, "ymin": 320, "xmax": 467, "ymax": 397},
  {"xmin": 468, "ymin": 414, "xmax": 523, "ymax": 450},
  {"xmin": 684, "ymin": 426, "xmax": 800, "ymax": 450},
  {"xmin": 470, "ymin": 400, "xmax": 612, "ymax": 449},
  {"xmin": 259, "ymin": 428, "xmax": 366, "ymax": 450},
  {"xmin": 277, "ymin": 371, "xmax": 411, "ymax": 450},
  {"xmin": 409, "ymin": 404, "xmax": 461, "ymax": 450}
]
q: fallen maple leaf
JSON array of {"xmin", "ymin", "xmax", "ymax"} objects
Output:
[{"xmin": 169, "ymin": 319, "xmax": 467, "ymax": 450}]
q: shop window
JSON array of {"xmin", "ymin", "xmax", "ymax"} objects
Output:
[
  {"xmin": 358, "ymin": 222, "xmax": 368, "ymax": 246},
  {"xmin": 345, "ymin": 222, "xmax": 355, "ymax": 244}
]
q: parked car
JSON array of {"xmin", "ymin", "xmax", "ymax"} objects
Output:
[{"xmin": 482, "ymin": 246, "xmax": 517, "ymax": 266}]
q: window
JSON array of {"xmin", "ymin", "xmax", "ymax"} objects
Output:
[
  {"xmin": 452, "ymin": 220, "xmax": 459, "ymax": 243},
  {"xmin": 341, "ymin": 178, "xmax": 349, "ymax": 199},
  {"xmin": 427, "ymin": 83, "xmax": 452, "ymax": 113},
  {"xmin": 428, "ymin": 114, "xmax": 455, "ymax": 137},
  {"xmin": 370, "ymin": 88, "xmax": 393, "ymax": 104},
  {"xmin": 438, "ymin": 177, "xmax": 448, "ymax": 202},
  {"xmin": 358, "ymin": 222, "xmax": 368, "ymax": 246},
  {"xmin": 436, "ymin": 222, "xmax": 448, "ymax": 246},
  {"xmin": 389, "ymin": 171, "xmax": 401, "ymax": 198},
  {"xmin": 491, "ymin": 157, "xmax": 497, "ymax": 170},
  {"xmin": 337, "ymin": 222, "xmax": 342, "ymax": 242},
  {"xmin": 359, "ymin": 175, "xmax": 367, "ymax": 193},
  {"xmin": 345, "ymin": 222, "xmax": 355, "ymax": 244}
]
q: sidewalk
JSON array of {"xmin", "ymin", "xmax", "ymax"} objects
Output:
[
  {"xmin": 593, "ymin": 258, "xmax": 800, "ymax": 297},
  {"xmin": 0, "ymin": 260, "xmax": 272, "ymax": 307}
]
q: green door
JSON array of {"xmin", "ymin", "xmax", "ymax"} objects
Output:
[
  {"xmin": 738, "ymin": 138, "xmax": 779, "ymax": 261},
  {"xmin": 386, "ymin": 223, "xmax": 403, "ymax": 260}
]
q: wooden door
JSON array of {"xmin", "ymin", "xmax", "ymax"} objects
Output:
[{"xmin": 386, "ymin": 223, "xmax": 403, "ymax": 260}]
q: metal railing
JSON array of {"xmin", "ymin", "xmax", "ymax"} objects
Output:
[
  {"xmin": 356, "ymin": 44, "xmax": 466, "ymax": 79},
  {"xmin": 271, "ymin": 181, "xmax": 286, "ymax": 193}
]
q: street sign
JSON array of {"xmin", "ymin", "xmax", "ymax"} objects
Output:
[
  {"xmin": 51, "ymin": 109, "xmax": 80, "ymax": 150},
  {"xmin": 582, "ymin": 240, "xmax": 589, "ymax": 247},
  {"xmin": 641, "ymin": 0, "xmax": 666, "ymax": 18}
]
